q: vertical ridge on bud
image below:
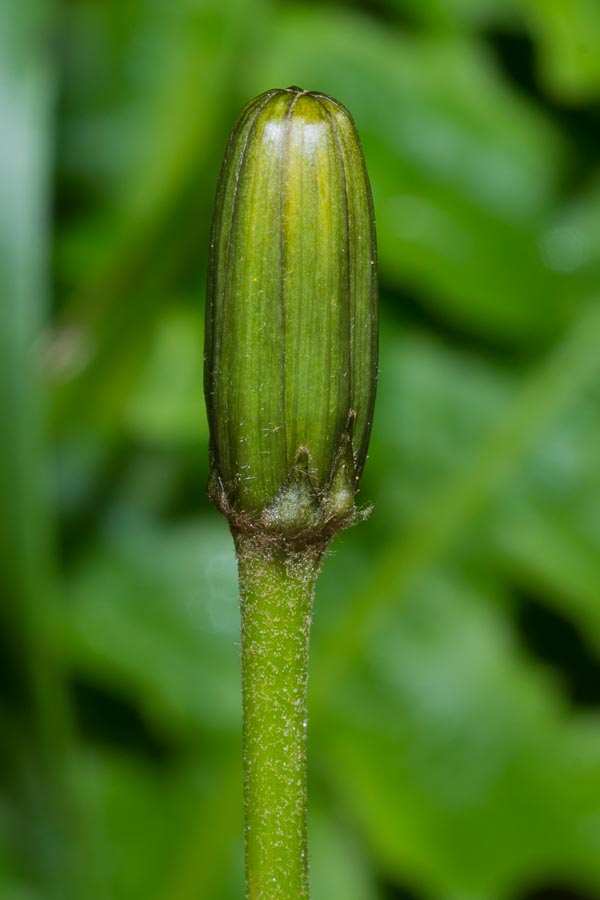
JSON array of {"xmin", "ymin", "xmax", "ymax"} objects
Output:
[
  {"xmin": 282, "ymin": 94, "xmax": 352, "ymax": 492},
  {"xmin": 205, "ymin": 87, "xmax": 378, "ymax": 539},
  {"xmin": 313, "ymin": 93, "xmax": 378, "ymax": 480},
  {"xmin": 208, "ymin": 90, "xmax": 292, "ymax": 512}
]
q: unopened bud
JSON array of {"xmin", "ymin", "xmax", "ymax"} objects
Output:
[{"xmin": 204, "ymin": 87, "xmax": 378, "ymax": 540}]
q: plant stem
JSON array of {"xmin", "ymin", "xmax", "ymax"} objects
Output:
[{"xmin": 234, "ymin": 532, "xmax": 328, "ymax": 900}]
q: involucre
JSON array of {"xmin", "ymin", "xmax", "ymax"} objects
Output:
[{"xmin": 204, "ymin": 86, "xmax": 378, "ymax": 540}]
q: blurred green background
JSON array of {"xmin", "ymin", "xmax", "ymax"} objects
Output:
[{"xmin": 2, "ymin": 1, "xmax": 600, "ymax": 898}]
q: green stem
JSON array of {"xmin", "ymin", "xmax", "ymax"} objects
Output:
[{"xmin": 234, "ymin": 532, "xmax": 327, "ymax": 900}]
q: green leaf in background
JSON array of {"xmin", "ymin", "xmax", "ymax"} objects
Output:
[
  {"xmin": 387, "ymin": 0, "xmax": 516, "ymax": 30},
  {"xmin": 320, "ymin": 568, "xmax": 600, "ymax": 898},
  {"xmin": 53, "ymin": 0, "xmax": 263, "ymax": 432},
  {"xmin": 541, "ymin": 171, "xmax": 600, "ymax": 299},
  {"xmin": 71, "ymin": 744, "xmax": 243, "ymax": 900},
  {"xmin": 0, "ymin": 3, "xmax": 93, "ymax": 898},
  {"xmin": 126, "ymin": 305, "xmax": 207, "ymax": 447},
  {"xmin": 61, "ymin": 515, "xmax": 240, "ymax": 737},
  {"xmin": 309, "ymin": 803, "xmax": 378, "ymax": 900},
  {"xmin": 526, "ymin": 0, "xmax": 600, "ymax": 102}
]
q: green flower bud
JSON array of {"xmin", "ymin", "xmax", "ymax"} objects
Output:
[{"xmin": 204, "ymin": 87, "xmax": 378, "ymax": 540}]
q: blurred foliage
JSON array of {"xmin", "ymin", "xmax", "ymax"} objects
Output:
[{"xmin": 2, "ymin": 1, "xmax": 600, "ymax": 899}]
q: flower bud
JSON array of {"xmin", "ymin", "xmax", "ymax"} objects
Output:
[{"xmin": 204, "ymin": 87, "xmax": 378, "ymax": 539}]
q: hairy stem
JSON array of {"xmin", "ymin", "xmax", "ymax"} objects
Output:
[{"xmin": 234, "ymin": 532, "xmax": 328, "ymax": 900}]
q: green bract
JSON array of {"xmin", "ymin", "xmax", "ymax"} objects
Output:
[{"xmin": 204, "ymin": 87, "xmax": 378, "ymax": 539}]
